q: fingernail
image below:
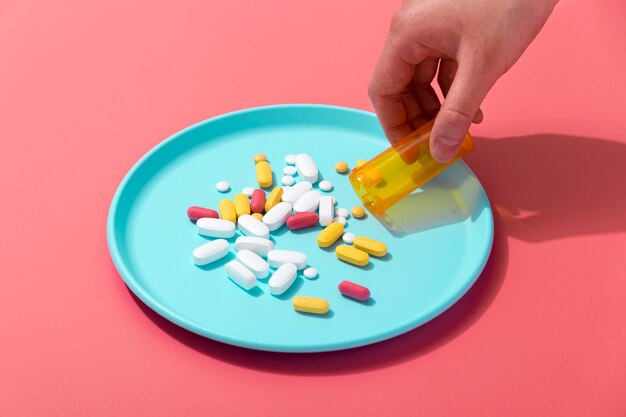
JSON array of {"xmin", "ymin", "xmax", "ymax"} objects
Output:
[{"xmin": 431, "ymin": 137, "xmax": 459, "ymax": 163}]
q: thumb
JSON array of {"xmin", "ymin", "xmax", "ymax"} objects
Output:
[{"xmin": 430, "ymin": 60, "xmax": 495, "ymax": 163}]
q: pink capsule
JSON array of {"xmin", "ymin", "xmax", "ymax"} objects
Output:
[
  {"xmin": 338, "ymin": 280, "xmax": 370, "ymax": 301},
  {"xmin": 187, "ymin": 206, "xmax": 219, "ymax": 222},
  {"xmin": 286, "ymin": 212, "xmax": 319, "ymax": 230},
  {"xmin": 250, "ymin": 189, "xmax": 266, "ymax": 214}
]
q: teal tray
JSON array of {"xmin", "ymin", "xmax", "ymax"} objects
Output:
[{"xmin": 107, "ymin": 104, "xmax": 493, "ymax": 352}]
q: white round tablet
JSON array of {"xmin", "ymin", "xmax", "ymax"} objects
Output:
[
  {"xmin": 333, "ymin": 216, "xmax": 347, "ymax": 226},
  {"xmin": 335, "ymin": 208, "xmax": 349, "ymax": 218},
  {"xmin": 281, "ymin": 175, "xmax": 295, "ymax": 186},
  {"xmin": 242, "ymin": 186, "xmax": 254, "ymax": 196},
  {"xmin": 285, "ymin": 154, "xmax": 296, "ymax": 165},
  {"xmin": 342, "ymin": 232, "xmax": 356, "ymax": 244},
  {"xmin": 319, "ymin": 180, "xmax": 333, "ymax": 192},
  {"xmin": 283, "ymin": 165, "xmax": 297, "ymax": 175},
  {"xmin": 216, "ymin": 181, "xmax": 230, "ymax": 192},
  {"xmin": 303, "ymin": 267, "xmax": 318, "ymax": 279}
]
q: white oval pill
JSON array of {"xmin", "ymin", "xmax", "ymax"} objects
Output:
[
  {"xmin": 224, "ymin": 260, "xmax": 257, "ymax": 290},
  {"xmin": 293, "ymin": 190, "xmax": 321, "ymax": 213},
  {"xmin": 303, "ymin": 267, "xmax": 318, "ymax": 279},
  {"xmin": 295, "ymin": 154, "xmax": 319, "ymax": 183},
  {"xmin": 237, "ymin": 214, "xmax": 270, "ymax": 239},
  {"xmin": 333, "ymin": 216, "xmax": 347, "ymax": 226},
  {"xmin": 192, "ymin": 239, "xmax": 229, "ymax": 265},
  {"xmin": 267, "ymin": 249, "xmax": 307, "ymax": 270},
  {"xmin": 342, "ymin": 232, "xmax": 356, "ymax": 244},
  {"xmin": 234, "ymin": 236, "xmax": 274, "ymax": 257},
  {"xmin": 262, "ymin": 201, "xmax": 292, "ymax": 231},
  {"xmin": 335, "ymin": 208, "xmax": 350, "ymax": 218},
  {"xmin": 268, "ymin": 263, "xmax": 298, "ymax": 295},
  {"xmin": 285, "ymin": 154, "xmax": 296, "ymax": 165},
  {"xmin": 283, "ymin": 166, "xmax": 297, "ymax": 175},
  {"xmin": 318, "ymin": 180, "xmax": 333, "ymax": 192},
  {"xmin": 197, "ymin": 218, "xmax": 236, "ymax": 238},
  {"xmin": 281, "ymin": 175, "xmax": 295, "ymax": 186},
  {"xmin": 242, "ymin": 186, "xmax": 254, "ymax": 197},
  {"xmin": 236, "ymin": 249, "xmax": 269, "ymax": 279},
  {"xmin": 318, "ymin": 195, "xmax": 334, "ymax": 226},
  {"xmin": 281, "ymin": 181, "xmax": 312, "ymax": 204},
  {"xmin": 216, "ymin": 181, "xmax": 230, "ymax": 192}
]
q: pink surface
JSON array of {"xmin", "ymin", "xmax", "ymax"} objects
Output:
[{"xmin": 1, "ymin": 1, "xmax": 625, "ymax": 415}]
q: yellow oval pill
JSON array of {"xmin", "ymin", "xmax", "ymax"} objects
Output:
[
  {"xmin": 336, "ymin": 245, "xmax": 369, "ymax": 266},
  {"xmin": 234, "ymin": 193, "xmax": 250, "ymax": 217},
  {"xmin": 351, "ymin": 206, "xmax": 365, "ymax": 218},
  {"xmin": 353, "ymin": 236, "xmax": 387, "ymax": 257},
  {"xmin": 218, "ymin": 199, "xmax": 236, "ymax": 223},
  {"xmin": 293, "ymin": 296, "xmax": 329, "ymax": 315},
  {"xmin": 264, "ymin": 186, "xmax": 283, "ymax": 212},
  {"xmin": 251, "ymin": 212, "xmax": 263, "ymax": 222},
  {"xmin": 253, "ymin": 153, "xmax": 267, "ymax": 163},
  {"xmin": 335, "ymin": 161, "xmax": 349, "ymax": 173},
  {"xmin": 317, "ymin": 222, "xmax": 344, "ymax": 248},
  {"xmin": 256, "ymin": 161, "xmax": 273, "ymax": 188},
  {"xmin": 356, "ymin": 159, "xmax": 368, "ymax": 168}
]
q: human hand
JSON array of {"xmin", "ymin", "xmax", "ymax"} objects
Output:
[{"xmin": 369, "ymin": 0, "xmax": 558, "ymax": 162}]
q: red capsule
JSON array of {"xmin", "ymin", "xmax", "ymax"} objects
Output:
[
  {"xmin": 286, "ymin": 212, "xmax": 319, "ymax": 230},
  {"xmin": 338, "ymin": 280, "xmax": 370, "ymax": 301},
  {"xmin": 250, "ymin": 189, "xmax": 266, "ymax": 214},
  {"xmin": 187, "ymin": 206, "xmax": 219, "ymax": 222}
]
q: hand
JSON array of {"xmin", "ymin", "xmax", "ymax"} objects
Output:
[{"xmin": 369, "ymin": 0, "xmax": 558, "ymax": 162}]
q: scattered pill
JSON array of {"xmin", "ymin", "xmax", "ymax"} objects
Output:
[
  {"xmin": 234, "ymin": 236, "xmax": 274, "ymax": 257},
  {"xmin": 342, "ymin": 232, "xmax": 356, "ymax": 244},
  {"xmin": 262, "ymin": 201, "xmax": 292, "ymax": 231},
  {"xmin": 256, "ymin": 161, "xmax": 273, "ymax": 188},
  {"xmin": 234, "ymin": 193, "xmax": 251, "ymax": 217},
  {"xmin": 237, "ymin": 214, "xmax": 270, "ymax": 239},
  {"xmin": 242, "ymin": 186, "xmax": 255, "ymax": 196},
  {"xmin": 351, "ymin": 206, "xmax": 366, "ymax": 218},
  {"xmin": 236, "ymin": 249, "xmax": 269, "ymax": 279},
  {"xmin": 318, "ymin": 195, "xmax": 334, "ymax": 227},
  {"xmin": 333, "ymin": 216, "xmax": 347, "ymax": 226},
  {"xmin": 335, "ymin": 161, "xmax": 349, "ymax": 173},
  {"xmin": 192, "ymin": 239, "xmax": 229, "ymax": 266},
  {"xmin": 303, "ymin": 267, "xmax": 318, "ymax": 279},
  {"xmin": 317, "ymin": 222, "xmax": 344, "ymax": 248},
  {"xmin": 218, "ymin": 199, "xmax": 237, "ymax": 223},
  {"xmin": 283, "ymin": 166, "xmax": 297, "ymax": 175},
  {"xmin": 250, "ymin": 189, "xmax": 266, "ymax": 213},
  {"xmin": 295, "ymin": 153, "xmax": 319, "ymax": 183},
  {"xmin": 253, "ymin": 153, "xmax": 267, "ymax": 163},
  {"xmin": 267, "ymin": 249, "xmax": 307, "ymax": 270},
  {"xmin": 285, "ymin": 154, "xmax": 296, "ymax": 165},
  {"xmin": 282, "ymin": 181, "xmax": 312, "ymax": 204},
  {"xmin": 293, "ymin": 190, "xmax": 321, "ymax": 213},
  {"xmin": 318, "ymin": 180, "xmax": 333, "ymax": 192},
  {"xmin": 268, "ymin": 263, "xmax": 298, "ymax": 295},
  {"xmin": 356, "ymin": 159, "xmax": 368, "ymax": 168},
  {"xmin": 293, "ymin": 296, "xmax": 329, "ymax": 315},
  {"xmin": 251, "ymin": 212, "xmax": 263, "ymax": 222},
  {"xmin": 336, "ymin": 245, "xmax": 369, "ymax": 266},
  {"xmin": 224, "ymin": 260, "xmax": 257, "ymax": 290},
  {"xmin": 335, "ymin": 208, "xmax": 349, "ymax": 218},
  {"xmin": 264, "ymin": 187, "xmax": 283, "ymax": 212},
  {"xmin": 338, "ymin": 280, "xmax": 370, "ymax": 301},
  {"xmin": 187, "ymin": 206, "xmax": 219, "ymax": 222},
  {"xmin": 281, "ymin": 175, "xmax": 295, "ymax": 186},
  {"xmin": 286, "ymin": 212, "xmax": 319, "ymax": 230},
  {"xmin": 353, "ymin": 236, "xmax": 387, "ymax": 257},
  {"xmin": 216, "ymin": 181, "xmax": 230, "ymax": 193},
  {"xmin": 197, "ymin": 217, "xmax": 236, "ymax": 238}
]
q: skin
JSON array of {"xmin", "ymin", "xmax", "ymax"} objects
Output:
[{"xmin": 369, "ymin": 0, "xmax": 559, "ymax": 162}]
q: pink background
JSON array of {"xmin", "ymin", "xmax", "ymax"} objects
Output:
[{"xmin": 1, "ymin": 0, "xmax": 625, "ymax": 415}]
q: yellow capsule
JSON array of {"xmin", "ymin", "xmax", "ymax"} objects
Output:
[
  {"xmin": 353, "ymin": 236, "xmax": 387, "ymax": 257},
  {"xmin": 251, "ymin": 212, "xmax": 263, "ymax": 222},
  {"xmin": 363, "ymin": 167, "xmax": 383, "ymax": 187},
  {"xmin": 234, "ymin": 193, "xmax": 250, "ymax": 217},
  {"xmin": 356, "ymin": 159, "xmax": 368, "ymax": 168},
  {"xmin": 317, "ymin": 222, "xmax": 344, "ymax": 248},
  {"xmin": 256, "ymin": 161, "xmax": 273, "ymax": 188},
  {"xmin": 336, "ymin": 245, "xmax": 369, "ymax": 266},
  {"xmin": 218, "ymin": 199, "xmax": 236, "ymax": 223},
  {"xmin": 253, "ymin": 153, "xmax": 267, "ymax": 163},
  {"xmin": 265, "ymin": 186, "xmax": 283, "ymax": 212},
  {"xmin": 293, "ymin": 296, "xmax": 329, "ymax": 315},
  {"xmin": 351, "ymin": 206, "xmax": 366, "ymax": 218},
  {"xmin": 335, "ymin": 161, "xmax": 349, "ymax": 173}
]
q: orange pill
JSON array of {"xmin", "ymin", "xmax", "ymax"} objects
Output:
[
  {"xmin": 351, "ymin": 206, "xmax": 365, "ymax": 218},
  {"xmin": 253, "ymin": 153, "xmax": 267, "ymax": 163},
  {"xmin": 335, "ymin": 161, "xmax": 349, "ymax": 173},
  {"xmin": 251, "ymin": 212, "xmax": 264, "ymax": 221}
]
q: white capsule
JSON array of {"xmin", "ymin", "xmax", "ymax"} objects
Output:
[
  {"xmin": 242, "ymin": 186, "xmax": 254, "ymax": 197},
  {"xmin": 237, "ymin": 214, "xmax": 270, "ymax": 239},
  {"xmin": 283, "ymin": 166, "xmax": 297, "ymax": 175},
  {"xmin": 197, "ymin": 218, "xmax": 236, "ymax": 238},
  {"xmin": 216, "ymin": 181, "xmax": 230, "ymax": 192},
  {"xmin": 293, "ymin": 190, "xmax": 321, "ymax": 213},
  {"xmin": 285, "ymin": 154, "xmax": 297, "ymax": 165},
  {"xmin": 236, "ymin": 249, "xmax": 269, "ymax": 279},
  {"xmin": 335, "ymin": 208, "xmax": 350, "ymax": 218},
  {"xmin": 268, "ymin": 263, "xmax": 298, "ymax": 295},
  {"xmin": 281, "ymin": 181, "xmax": 312, "ymax": 204},
  {"xmin": 267, "ymin": 249, "xmax": 307, "ymax": 270},
  {"xmin": 333, "ymin": 216, "xmax": 347, "ymax": 226},
  {"xmin": 281, "ymin": 175, "xmax": 295, "ymax": 186},
  {"xmin": 318, "ymin": 195, "xmax": 334, "ymax": 226},
  {"xmin": 318, "ymin": 180, "xmax": 333, "ymax": 192},
  {"xmin": 295, "ymin": 154, "xmax": 319, "ymax": 183},
  {"xmin": 234, "ymin": 236, "xmax": 274, "ymax": 257},
  {"xmin": 303, "ymin": 267, "xmax": 318, "ymax": 279},
  {"xmin": 192, "ymin": 239, "xmax": 229, "ymax": 265},
  {"xmin": 342, "ymin": 232, "xmax": 356, "ymax": 244},
  {"xmin": 262, "ymin": 201, "xmax": 292, "ymax": 231},
  {"xmin": 224, "ymin": 260, "xmax": 257, "ymax": 290}
]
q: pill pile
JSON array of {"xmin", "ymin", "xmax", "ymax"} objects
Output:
[{"xmin": 188, "ymin": 154, "xmax": 387, "ymax": 316}]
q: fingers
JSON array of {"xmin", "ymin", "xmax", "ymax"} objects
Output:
[
  {"xmin": 430, "ymin": 59, "xmax": 497, "ymax": 163},
  {"xmin": 409, "ymin": 57, "xmax": 441, "ymax": 120},
  {"xmin": 438, "ymin": 58, "xmax": 484, "ymax": 124}
]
